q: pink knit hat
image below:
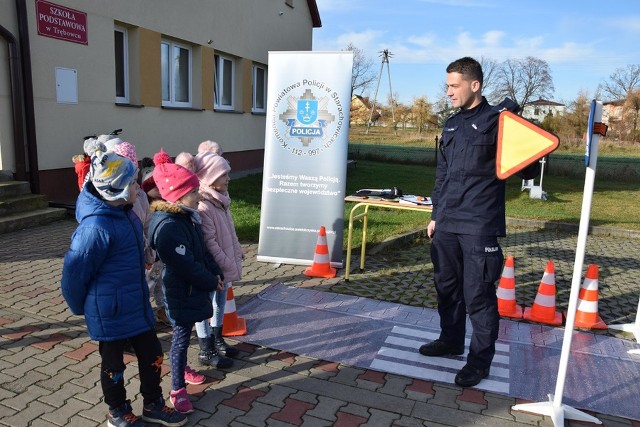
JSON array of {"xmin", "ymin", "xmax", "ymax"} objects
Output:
[
  {"xmin": 152, "ymin": 149, "xmax": 200, "ymax": 203},
  {"xmin": 174, "ymin": 152, "xmax": 195, "ymax": 172},
  {"xmin": 192, "ymin": 152, "xmax": 230, "ymax": 186},
  {"xmin": 198, "ymin": 140, "xmax": 223, "ymax": 155},
  {"xmin": 112, "ymin": 141, "xmax": 138, "ymax": 165}
]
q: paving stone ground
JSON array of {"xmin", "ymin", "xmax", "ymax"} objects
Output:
[{"xmin": 0, "ymin": 219, "xmax": 639, "ymax": 426}]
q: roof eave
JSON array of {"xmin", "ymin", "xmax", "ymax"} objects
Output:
[{"xmin": 307, "ymin": 0, "xmax": 322, "ymax": 27}]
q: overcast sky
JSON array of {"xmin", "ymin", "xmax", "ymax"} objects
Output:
[{"xmin": 312, "ymin": 0, "xmax": 640, "ymax": 106}]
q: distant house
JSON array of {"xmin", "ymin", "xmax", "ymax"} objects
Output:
[
  {"xmin": 350, "ymin": 94, "xmax": 380, "ymax": 126},
  {"xmin": 602, "ymin": 100, "xmax": 624, "ymax": 126},
  {"xmin": 521, "ymin": 99, "xmax": 565, "ymax": 123}
]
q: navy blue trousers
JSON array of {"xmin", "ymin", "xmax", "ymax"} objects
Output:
[
  {"xmin": 430, "ymin": 230, "xmax": 503, "ymax": 369},
  {"xmin": 170, "ymin": 324, "xmax": 193, "ymax": 391}
]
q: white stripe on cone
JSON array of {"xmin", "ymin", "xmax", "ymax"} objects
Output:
[
  {"xmin": 577, "ymin": 299, "xmax": 598, "ymax": 313},
  {"xmin": 533, "ymin": 293, "xmax": 556, "ymax": 307},
  {"xmin": 497, "ymin": 288, "xmax": 516, "ymax": 299},
  {"xmin": 501, "ymin": 266, "xmax": 514, "ymax": 279},
  {"xmin": 225, "ymin": 297, "xmax": 236, "ymax": 314}
]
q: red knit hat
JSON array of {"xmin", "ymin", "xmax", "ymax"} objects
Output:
[{"xmin": 152, "ymin": 149, "xmax": 200, "ymax": 203}]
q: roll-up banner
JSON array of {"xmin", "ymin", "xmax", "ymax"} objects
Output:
[{"xmin": 257, "ymin": 51, "xmax": 353, "ymax": 267}]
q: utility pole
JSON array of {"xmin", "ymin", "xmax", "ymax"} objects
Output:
[{"xmin": 366, "ymin": 49, "xmax": 396, "ymax": 135}]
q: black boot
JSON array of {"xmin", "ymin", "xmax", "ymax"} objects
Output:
[
  {"xmin": 198, "ymin": 337, "xmax": 233, "ymax": 369},
  {"xmin": 213, "ymin": 326, "xmax": 239, "ymax": 358}
]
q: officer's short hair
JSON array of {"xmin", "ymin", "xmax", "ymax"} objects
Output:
[{"xmin": 446, "ymin": 57, "xmax": 483, "ymax": 88}]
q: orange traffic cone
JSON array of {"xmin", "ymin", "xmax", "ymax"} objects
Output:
[
  {"xmin": 303, "ymin": 226, "xmax": 337, "ymax": 278},
  {"xmin": 523, "ymin": 260, "xmax": 563, "ymax": 326},
  {"xmin": 568, "ymin": 264, "xmax": 607, "ymax": 330},
  {"xmin": 221, "ymin": 285, "xmax": 247, "ymax": 337},
  {"xmin": 496, "ymin": 256, "xmax": 523, "ymax": 319}
]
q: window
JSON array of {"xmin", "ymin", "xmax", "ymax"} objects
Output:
[
  {"xmin": 161, "ymin": 40, "xmax": 192, "ymax": 107},
  {"xmin": 214, "ymin": 54, "xmax": 235, "ymax": 110},
  {"xmin": 252, "ymin": 64, "xmax": 267, "ymax": 113},
  {"xmin": 114, "ymin": 26, "xmax": 129, "ymax": 103}
]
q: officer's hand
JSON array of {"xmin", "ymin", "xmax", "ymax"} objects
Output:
[{"xmin": 427, "ymin": 220, "xmax": 436, "ymax": 239}]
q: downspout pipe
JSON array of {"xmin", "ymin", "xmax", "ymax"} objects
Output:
[
  {"xmin": 0, "ymin": 24, "xmax": 27, "ymax": 181},
  {"xmin": 16, "ymin": 0, "xmax": 40, "ymax": 193}
]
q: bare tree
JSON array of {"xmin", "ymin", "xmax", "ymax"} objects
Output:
[
  {"xmin": 386, "ymin": 91, "xmax": 401, "ymax": 111},
  {"xmin": 478, "ymin": 56, "xmax": 500, "ymax": 103},
  {"xmin": 411, "ymin": 96, "xmax": 434, "ymax": 134},
  {"xmin": 493, "ymin": 56, "xmax": 555, "ymax": 111},
  {"xmin": 624, "ymin": 89, "xmax": 640, "ymax": 142},
  {"xmin": 598, "ymin": 64, "xmax": 640, "ymax": 102},
  {"xmin": 343, "ymin": 43, "xmax": 376, "ymax": 96},
  {"xmin": 433, "ymin": 84, "xmax": 455, "ymax": 127},
  {"xmin": 394, "ymin": 102, "xmax": 412, "ymax": 130}
]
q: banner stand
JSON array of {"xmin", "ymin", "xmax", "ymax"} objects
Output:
[{"xmin": 257, "ymin": 51, "xmax": 353, "ymax": 268}]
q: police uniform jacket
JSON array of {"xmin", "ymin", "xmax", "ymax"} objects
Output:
[{"xmin": 431, "ymin": 97, "xmax": 539, "ymax": 237}]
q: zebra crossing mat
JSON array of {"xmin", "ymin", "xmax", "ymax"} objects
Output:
[
  {"xmin": 371, "ymin": 326, "xmax": 510, "ymax": 394},
  {"xmin": 236, "ymin": 282, "xmax": 640, "ymax": 420}
]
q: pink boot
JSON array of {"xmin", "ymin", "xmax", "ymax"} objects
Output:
[
  {"xmin": 170, "ymin": 387, "xmax": 194, "ymax": 414},
  {"xmin": 184, "ymin": 365, "xmax": 205, "ymax": 385}
]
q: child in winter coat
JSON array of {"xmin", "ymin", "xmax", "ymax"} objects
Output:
[
  {"xmin": 147, "ymin": 149, "xmax": 225, "ymax": 414},
  {"xmin": 140, "ymin": 164, "xmax": 170, "ymax": 327},
  {"xmin": 71, "ymin": 136, "xmax": 99, "ymax": 190},
  {"xmin": 71, "ymin": 152, "xmax": 90, "ymax": 190},
  {"xmin": 61, "ymin": 141, "xmax": 187, "ymax": 427},
  {"xmin": 175, "ymin": 150, "xmax": 244, "ymax": 360},
  {"xmin": 110, "ymin": 141, "xmax": 149, "ymax": 224}
]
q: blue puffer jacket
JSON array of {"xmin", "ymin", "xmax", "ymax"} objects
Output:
[
  {"xmin": 148, "ymin": 200, "xmax": 223, "ymax": 327},
  {"xmin": 61, "ymin": 183, "xmax": 154, "ymax": 341}
]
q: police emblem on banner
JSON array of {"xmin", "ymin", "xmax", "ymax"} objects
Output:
[
  {"xmin": 274, "ymin": 87, "xmax": 341, "ymax": 153},
  {"xmin": 297, "ymin": 99, "xmax": 318, "ymax": 125}
]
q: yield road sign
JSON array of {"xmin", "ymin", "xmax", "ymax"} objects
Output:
[{"xmin": 496, "ymin": 111, "xmax": 559, "ymax": 179}]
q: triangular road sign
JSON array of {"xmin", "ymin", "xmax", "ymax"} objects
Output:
[{"xmin": 496, "ymin": 111, "xmax": 559, "ymax": 179}]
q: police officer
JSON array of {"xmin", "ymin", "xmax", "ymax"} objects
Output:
[{"xmin": 419, "ymin": 57, "xmax": 539, "ymax": 387}]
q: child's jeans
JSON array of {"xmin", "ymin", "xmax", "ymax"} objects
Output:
[{"xmin": 195, "ymin": 282, "xmax": 230, "ymax": 337}]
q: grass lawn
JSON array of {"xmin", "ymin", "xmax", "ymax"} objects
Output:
[{"xmin": 229, "ymin": 160, "xmax": 640, "ymax": 248}]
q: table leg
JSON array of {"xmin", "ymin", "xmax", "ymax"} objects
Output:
[
  {"xmin": 359, "ymin": 205, "xmax": 369, "ymax": 271},
  {"xmin": 345, "ymin": 205, "xmax": 356, "ymax": 281}
]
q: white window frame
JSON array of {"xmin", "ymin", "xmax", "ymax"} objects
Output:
[
  {"xmin": 161, "ymin": 39, "xmax": 192, "ymax": 108},
  {"xmin": 214, "ymin": 53, "xmax": 235, "ymax": 111},
  {"xmin": 114, "ymin": 26, "xmax": 129, "ymax": 103},
  {"xmin": 252, "ymin": 64, "xmax": 267, "ymax": 113}
]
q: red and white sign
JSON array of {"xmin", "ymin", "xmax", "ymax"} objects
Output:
[{"xmin": 36, "ymin": 0, "xmax": 87, "ymax": 45}]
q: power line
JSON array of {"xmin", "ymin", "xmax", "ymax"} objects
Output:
[{"xmin": 366, "ymin": 49, "xmax": 397, "ymax": 135}]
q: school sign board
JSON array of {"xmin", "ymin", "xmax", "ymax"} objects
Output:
[{"xmin": 257, "ymin": 51, "xmax": 353, "ymax": 267}]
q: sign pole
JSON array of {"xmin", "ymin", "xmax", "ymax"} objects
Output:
[{"xmin": 512, "ymin": 100, "xmax": 604, "ymax": 426}]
